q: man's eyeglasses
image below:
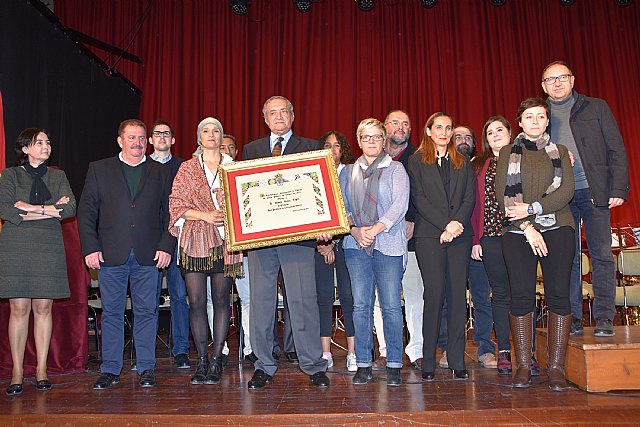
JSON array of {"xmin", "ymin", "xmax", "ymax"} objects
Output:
[
  {"xmin": 454, "ymin": 135, "xmax": 473, "ymax": 142},
  {"xmin": 542, "ymin": 74, "xmax": 572, "ymax": 85},
  {"xmin": 385, "ymin": 120, "xmax": 410, "ymax": 128},
  {"xmin": 361, "ymin": 135, "xmax": 384, "ymax": 143},
  {"xmin": 152, "ymin": 130, "xmax": 172, "ymax": 138}
]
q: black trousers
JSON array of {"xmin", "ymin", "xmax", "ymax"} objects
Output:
[
  {"xmin": 480, "ymin": 235, "xmax": 512, "ymax": 351},
  {"xmin": 502, "ymin": 226, "xmax": 574, "ymax": 317},
  {"xmin": 416, "ymin": 236, "xmax": 471, "ymax": 372}
]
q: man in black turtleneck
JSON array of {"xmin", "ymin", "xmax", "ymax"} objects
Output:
[{"xmin": 542, "ymin": 61, "xmax": 629, "ymax": 338}]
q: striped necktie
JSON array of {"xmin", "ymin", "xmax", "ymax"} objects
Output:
[{"xmin": 272, "ymin": 136, "xmax": 283, "ymax": 157}]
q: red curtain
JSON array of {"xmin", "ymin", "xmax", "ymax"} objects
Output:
[{"xmin": 55, "ymin": 0, "xmax": 640, "ymax": 225}]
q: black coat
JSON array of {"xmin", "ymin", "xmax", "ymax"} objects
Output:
[{"xmin": 77, "ymin": 156, "xmax": 176, "ymax": 266}]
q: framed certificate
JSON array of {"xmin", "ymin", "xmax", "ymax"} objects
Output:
[{"xmin": 220, "ymin": 149, "xmax": 350, "ymax": 251}]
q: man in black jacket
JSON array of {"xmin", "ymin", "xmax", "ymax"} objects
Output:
[
  {"xmin": 148, "ymin": 119, "xmax": 191, "ymax": 369},
  {"xmin": 78, "ymin": 119, "xmax": 176, "ymax": 389},
  {"xmin": 543, "ymin": 61, "xmax": 629, "ymax": 337}
]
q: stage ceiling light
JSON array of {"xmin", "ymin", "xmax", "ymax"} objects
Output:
[
  {"xmin": 421, "ymin": 0, "xmax": 438, "ymax": 7},
  {"xmin": 230, "ymin": 0, "xmax": 250, "ymax": 15},
  {"xmin": 357, "ymin": 0, "xmax": 375, "ymax": 12},
  {"xmin": 294, "ymin": 0, "xmax": 312, "ymax": 13},
  {"xmin": 617, "ymin": 0, "xmax": 633, "ymax": 6},
  {"xmin": 490, "ymin": 0, "xmax": 506, "ymax": 6},
  {"xmin": 560, "ymin": 0, "xmax": 576, "ymax": 5}
]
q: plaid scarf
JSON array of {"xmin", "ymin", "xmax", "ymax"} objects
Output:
[
  {"xmin": 504, "ymin": 132, "xmax": 562, "ymax": 209},
  {"xmin": 348, "ymin": 152, "xmax": 391, "ymax": 256}
]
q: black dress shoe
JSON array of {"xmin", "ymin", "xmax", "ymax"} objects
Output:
[
  {"xmin": 272, "ymin": 351, "xmax": 280, "ymax": 361},
  {"xmin": 244, "ymin": 352, "xmax": 258, "ymax": 365},
  {"xmin": 248, "ymin": 369, "xmax": 272, "ymax": 389},
  {"xmin": 386, "ymin": 368, "xmax": 402, "ymax": 386},
  {"xmin": 411, "ymin": 358, "xmax": 423, "ymax": 370},
  {"xmin": 310, "ymin": 371, "xmax": 330, "ymax": 387},
  {"xmin": 36, "ymin": 379, "xmax": 52, "ymax": 391},
  {"xmin": 5, "ymin": 383, "xmax": 23, "ymax": 396},
  {"xmin": 174, "ymin": 353, "xmax": 191, "ymax": 369},
  {"xmin": 286, "ymin": 352, "xmax": 299, "ymax": 364},
  {"xmin": 93, "ymin": 373, "xmax": 120, "ymax": 390},
  {"xmin": 453, "ymin": 369, "xmax": 469, "ymax": 379},
  {"xmin": 352, "ymin": 367, "xmax": 372, "ymax": 385},
  {"xmin": 139, "ymin": 369, "xmax": 156, "ymax": 387},
  {"xmin": 422, "ymin": 371, "xmax": 435, "ymax": 381}
]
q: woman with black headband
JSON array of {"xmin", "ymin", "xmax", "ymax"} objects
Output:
[
  {"xmin": 0, "ymin": 128, "xmax": 76, "ymax": 396},
  {"xmin": 495, "ymin": 98, "xmax": 575, "ymax": 391}
]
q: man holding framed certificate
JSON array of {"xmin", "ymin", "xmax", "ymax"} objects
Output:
[{"xmin": 241, "ymin": 96, "xmax": 330, "ymax": 389}]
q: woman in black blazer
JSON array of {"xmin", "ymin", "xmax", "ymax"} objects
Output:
[{"xmin": 407, "ymin": 112, "xmax": 476, "ymax": 381}]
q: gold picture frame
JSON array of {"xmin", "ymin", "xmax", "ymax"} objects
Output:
[{"xmin": 219, "ymin": 149, "xmax": 350, "ymax": 251}]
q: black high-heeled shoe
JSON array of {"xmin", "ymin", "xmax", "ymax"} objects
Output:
[
  {"xmin": 6, "ymin": 383, "xmax": 23, "ymax": 396},
  {"xmin": 36, "ymin": 379, "xmax": 52, "ymax": 391}
]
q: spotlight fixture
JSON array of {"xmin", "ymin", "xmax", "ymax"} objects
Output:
[
  {"xmin": 490, "ymin": 0, "xmax": 506, "ymax": 6},
  {"xmin": 357, "ymin": 0, "xmax": 376, "ymax": 12},
  {"xmin": 560, "ymin": 0, "xmax": 576, "ymax": 5},
  {"xmin": 230, "ymin": 0, "xmax": 250, "ymax": 15},
  {"xmin": 617, "ymin": 0, "xmax": 633, "ymax": 6},
  {"xmin": 294, "ymin": 0, "xmax": 312, "ymax": 13},
  {"xmin": 421, "ymin": 0, "xmax": 438, "ymax": 7}
]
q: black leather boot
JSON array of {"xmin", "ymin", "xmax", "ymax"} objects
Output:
[{"xmin": 190, "ymin": 356, "xmax": 209, "ymax": 385}]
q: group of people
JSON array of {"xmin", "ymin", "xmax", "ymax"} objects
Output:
[{"xmin": 0, "ymin": 60, "xmax": 628, "ymax": 396}]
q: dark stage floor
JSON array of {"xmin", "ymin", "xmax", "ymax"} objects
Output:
[{"xmin": 2, "ymin": 320, "xmax": 640, "ymax": 425}]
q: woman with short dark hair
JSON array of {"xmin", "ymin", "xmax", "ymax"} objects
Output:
[
  {"xmin": 495, "ymin": 98, "xmax": 575, "ymax": 391},
  {"xmin": 0, "ymin": 128, "xmax": 76, "ymax": 396}
]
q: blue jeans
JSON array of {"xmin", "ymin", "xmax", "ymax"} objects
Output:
[
  {"xmin": 569, "ymin": 188, "xmax": 617, "ymax": 321},
  {"xmin": 345, "ymin": 249, "xmax": 404, "ymax": 368},
  {"xmin": 165, "ymin": 246, "xmax": 190, "ymax": 356},
  {"xmin": 468, "ymin": 259, "xmax": 497, "ymax": 356},
  {"xmin": 99, "ymin": 250, "xmax": 158, "ymax": 375}
]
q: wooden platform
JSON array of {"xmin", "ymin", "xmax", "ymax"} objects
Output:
[
  {"xmin": 3, "ymin": 325, "xmax": 640, "ymax": 425},
  {"xmin": 537, "ymin": 325, "xmax": 640, "ymax": 392}
]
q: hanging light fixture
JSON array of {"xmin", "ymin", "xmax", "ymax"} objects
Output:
[
  {"xmin": 230, "ymin": 0, "xmax": 250, "ymax": 15},
  {"xmin": 294, "ymin": 0, "xmax": 313, "ymax": 13},
  {"xmin": 357, "ymin": 0, "xmax": 376, "ymax": 12},
  {"xmin": 421, "ymin": 0, "xmax": 438, "ymax": 8}
]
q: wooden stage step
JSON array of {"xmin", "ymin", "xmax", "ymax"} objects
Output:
[{"xmin": 536, "ymin": 325, "xmax": 640, "ymax": 392}]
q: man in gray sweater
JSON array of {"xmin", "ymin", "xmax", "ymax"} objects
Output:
[{"xmin": 542, "ymin": 61, "xmax": 629, "ymax": 337}]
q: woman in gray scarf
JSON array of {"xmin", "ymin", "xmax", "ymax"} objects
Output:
[{"xmin": 338, "ymin": 118, "xmax": 409, "ymax": 387}]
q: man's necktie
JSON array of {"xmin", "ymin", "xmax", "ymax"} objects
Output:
[{"xmin": 272, "ymin": 136, "xmax": 283, "ymax": 157}]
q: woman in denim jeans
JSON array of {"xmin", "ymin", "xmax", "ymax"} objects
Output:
[{"xmin": 338, "ymin": 118, "xmax": 409, "ymax": 386}]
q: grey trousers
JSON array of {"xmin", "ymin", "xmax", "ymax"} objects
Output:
[{"xmin": 248, "ymin": 244, "xmax": 327, "ymax": 376}]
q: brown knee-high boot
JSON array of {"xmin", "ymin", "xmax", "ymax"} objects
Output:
[
  {"xmin": 547, "ymin": 311, "xmax": 572, "ymax": 392},
  {"xmin": 510, "ymin": 312, "xmax": 533, "ymax": 388}
]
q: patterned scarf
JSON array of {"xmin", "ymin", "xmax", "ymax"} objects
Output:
[
  {"xmin": 169, "ymin": 156, "xmax": 243, "ymax": 277},
  {"xmin": 504, "ymin": 132, "xmax": 562, "ymax": 209},
  {"xmin": 348, "ymin": 152, "xmax": 391, "ymax": 256}
]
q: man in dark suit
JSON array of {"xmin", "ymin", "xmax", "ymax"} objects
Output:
[
  {"xmin": 78, "ymin": 119, "xmax": 176, "ymax": 389},
  {"xmin": 148, "ymin": 119, "xmax": 191, "ymax": 369},
  {"xmin": 242, "ymin": 96, "xmax": 329, "ymax": 389}
]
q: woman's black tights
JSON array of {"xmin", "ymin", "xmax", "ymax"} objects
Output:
[{"xmin": 184, "ymin": 272, "xmax": 232, "ymax": 358}]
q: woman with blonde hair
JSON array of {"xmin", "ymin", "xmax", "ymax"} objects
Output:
[{"xmin": 339, "ymin": 118, "xmax": 409, "ymax": 386}]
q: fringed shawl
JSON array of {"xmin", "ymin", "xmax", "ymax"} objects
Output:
[{"xmin": 169, "ymin": 156, "xmax": 243, "ymax": 277}]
